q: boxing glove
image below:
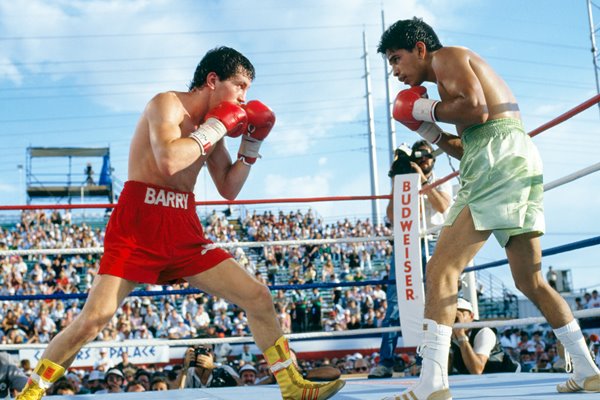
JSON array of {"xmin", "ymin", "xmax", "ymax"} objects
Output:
[
  {"xmin": 238, "ymin": 100, "xmax": 276, "ymax": 165},
  {"xmin": 393, "ymin": 87, "xmax": 442, "ymax": 143},
  {"xmin": 190, "ymin": 102, "xmax": 248, "ymax": 155},
  {"xmin": 393, "ymin": 86, "xmax": 439, "ymax": 123}
]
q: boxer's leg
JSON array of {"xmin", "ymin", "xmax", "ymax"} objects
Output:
[
  {"xmin": 506, "ymin": 233, "xmax": 600, "ymax": 393},
  {"xmin": 187, "ymin": 259, "xmax": 345, "ymax": 399},
  {"xmin": 17, "ymin": 275, "xmax": 137, "ymax": 400},
  {"xmin": 384, "ymin": 207, "xmax": 490, "ymax": 400}
]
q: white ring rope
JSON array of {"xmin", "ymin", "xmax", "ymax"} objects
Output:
[
  {"xmin": 422, "ymin": 161, "xmax": 600, "ymax": 238},
  {"xmin": 2, "ymin": 308, "xmax": 599, "ymax": 351},
  {"xmin": 543, "ymin": 161, "xmax": 600, "ymax": 192}
]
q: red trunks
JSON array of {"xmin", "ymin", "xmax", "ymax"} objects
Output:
[{"xmin": 99, "ymin": 181, "xmax": 232, "ymax": 284}]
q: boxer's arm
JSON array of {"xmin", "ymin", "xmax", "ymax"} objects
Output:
[
  {"xmin": 147, "ymin": 93, "xmax": 205, "ymax": 176},
  {"xmin": 435, "ymin": 131, "xmax": 464, "ymax": 160},
  {"xmin": 432, "ymin": 49, "xmax": 488, "ymax": 126},
  {"xmin": 206, "ymin": 140, "xmax": 251, "ymax": 200}
]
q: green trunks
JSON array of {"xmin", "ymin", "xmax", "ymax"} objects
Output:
[{"xmin": 444, "ymin": 118, "xmax": 545, "ymax": 247}]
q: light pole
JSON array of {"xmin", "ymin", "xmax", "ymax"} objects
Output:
[{"xmin": 17, "ymin": 164, "xmax": 24, "ymax": 205}]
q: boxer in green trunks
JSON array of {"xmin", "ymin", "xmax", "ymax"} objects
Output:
[
  {"xmin": 445, "ymin": 118, "xmax": 545, "ymax": 248},
  {"xmin": 379, "ymin": 17, "xmax": 600, "ymax": 400}
]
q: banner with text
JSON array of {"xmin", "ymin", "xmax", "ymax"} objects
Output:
[
  {"xmin": 20, "ymin": 345, "xmax": 170, "ymax": 368},
  {"xmin": 393, "ymin": 174, "xmax": 425, "ymax": 347}
]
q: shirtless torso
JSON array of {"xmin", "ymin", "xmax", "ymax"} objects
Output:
[{"xmin": 431, "ymin": 46, "xmax": 520, "ymax": 135}]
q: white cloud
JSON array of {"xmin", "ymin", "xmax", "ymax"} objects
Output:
[
  {"xmin": 0, "ymin": 183, "xmax": 16, "ymax": 193},
  {"xmin": 0, "ymin": 57, "xmax": 22, "ymax": 85},
  {"xmin": 532, "ymin": 103, "xmax": 567, "ymax": 116},
  {"xmin": 264, "ymin": 173, "xmax": 331, "ymax": 198}
]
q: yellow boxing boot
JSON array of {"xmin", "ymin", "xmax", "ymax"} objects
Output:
[
  {"xmin": 264, "ymin": 336, "xmax": 345, "ymax": 400},
  {"xmin": 16, "ymin": 359, "xmax": 65, "ymax": 400}
]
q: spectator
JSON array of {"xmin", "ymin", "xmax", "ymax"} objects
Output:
[
  {"xmin": 125, "ymin": 381, "xmax": 145, "ymax": 392},
  {"xmin": 164, "ymin": 365, "xmax": 183, "ymax": 389},
  {"xmin": 588, "ymin": 290, "xmax": 600, "ymax": 309},
  {"xmin": 19, "ymin": 359, "xmax": 33, "ymax": 377},
  {"xmin": 532, "ymin": 355, "xmax": 553, "ymax": 373},
  {"xmin": 84, "ymin": 163, "xmax": 95, "ymax": 185},
  {"xmin": 449, "ymin": 298, "xmax": 519, "ymax": 374},
  {"xmin": 65, "ymin": 372, "xmax": 87, "ymax": 394},
  {"xmin": 116, "ymin": 350, "xmax": 138, "ymax": 376},
  {"xmin": 353, "ymin": 357, "xmax": 371, "ymax": 374},
  {"xmin": 239, "ymin": 364, "xmax": 258, "ymax": 385},
  {"xmin": 583, "ymin": 292, "xmax": 592, "ymax": 308},
  {"xmin": 16, "ymin": 309, "xmax": 35, "ymax": 335},
  {"xmin": 0, "ymin": 352, "xmax": 28, "ymax": 398},
  {"xmin": 95, "ymin": 368, "xmax": 125, "ymax": 394},
  {"xmin": 86, "ymin": 370, "xmax": 105, "ymax": 393},
  {"xmin": 93, "ymin": 348, "xmax": 114, "ymax": 372},
  {"xmin": 150, "ymin": 376, "xmax": 169, "ymax": 391},
  {"xmin": 52, "ymin": 378, "xmax": 77, "ymax": 395},
  {"xmin": 238, "ymin": 344, "xmax": 257, "ymax": 364},
  {"xmin": 178, "ymin": 345, "xmax": 238, "ymax": 389},
  {"xmin": 519, "ymin": 350, "xmax": 536, "ymax": 373},
  {"xmin": 499, "ymin": 329, "xmax": 519, "ymax": 361},
  {"xmin": 527, "ymin": 331, "xmax": 546, "ymax": 355},
  {"xmin": 134, "ymin": 370, "xmax": 152, "ymax": 391}
]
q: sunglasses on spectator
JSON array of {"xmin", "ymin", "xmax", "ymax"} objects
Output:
[{"xmin": 354, "ymin": 366, "xmax": 368, "ymax": 372}]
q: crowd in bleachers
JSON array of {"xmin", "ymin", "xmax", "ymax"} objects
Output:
[
  {"xmin": 0, "ymin": 208, "xmax": 396, "ymax": 347},
  {"xmin": 1, "ymin": 209, "xmax": 599, "ymax": 395}
]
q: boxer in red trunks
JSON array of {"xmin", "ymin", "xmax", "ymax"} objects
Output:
[
  {"xmin": 99, "ymin": 180, "xmax": 233, "ymax": 284},
  {"xmin": 18, "ymin": 47, "xmax": 344, "ymax": 400}
]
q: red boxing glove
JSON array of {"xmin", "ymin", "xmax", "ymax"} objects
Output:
[
  {"xmin": 393, "ymin": 85, "xmax": 439, "ymax": 123},
  {"xmin": 206, "ymin": 101, "xmax": 248, "ymax": 137},
  {"xmin": 393, "ymin": 87, "xmax": 441, "ymax": 143},
  {"xmin": 238, "ymin": 100, "xmax": 276, "ymax": 165},
  {"xmin": 190, "ymin": 102, "xmax": 247, "ymax": 155}
]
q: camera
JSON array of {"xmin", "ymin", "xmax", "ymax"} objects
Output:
[
  {"xmin": 190, "ymin": 346, "xmax": 210, "ymax": 367},
  {"xmin": 388, "ymin": 146, "xmax": 413, "ymax": 177},
  {"xmin": 388, "ymin": 146, "xmax": 435, "ymax": 178}
]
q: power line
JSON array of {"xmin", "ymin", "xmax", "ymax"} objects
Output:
[
  {"xmin": 0, "ymin": 49, "xmax": 360, "ymax": 67},
  {"xmin": 0, "ymin": 24, "xmax": 377, "ymax": 41},
  {"xmin": 0, "ymin": 68, "xmax": 363, "ymax": 92},
  {"xmin": 439, "ymin": 28, "xmax": 588, "ymax": 51}
]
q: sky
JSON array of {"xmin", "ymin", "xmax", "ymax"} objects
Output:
[{"xmin": 0, "ymin": 0, "xmax": 599, "ymax": 294}]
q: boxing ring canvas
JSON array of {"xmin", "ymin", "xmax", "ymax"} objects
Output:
[{"xmin": 49, "ymin": 373, "xmax": 599, "ymax": 399}]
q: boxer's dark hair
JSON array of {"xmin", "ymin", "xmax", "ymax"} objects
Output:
[
  {"xmin": 378, "ymin": 17, "xmax": 443, "ymax": 54},
  {"xmin": 189, "ymin": 46, "xmax": 255, "ymax": 90}
]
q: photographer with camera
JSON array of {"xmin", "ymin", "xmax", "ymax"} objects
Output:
[
  {"xmin": 176, "ymin": 345, "xmax": 239, "ymax": 389},
  {"xmin": 449, "ymin": 298, "xmax": 519, "ymax": 374},
  {"xmin": 369, "ymin": 139, "xmax": 453, "ymax": 379}
]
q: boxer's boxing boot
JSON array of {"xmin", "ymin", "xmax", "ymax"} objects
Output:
[
  {"xmin": 16, "ymin": 359, "xmax": 65, "ymax": 400},
  {"xmin": 382, "ymin": 319, "xmax": 452, "ymax": 400},
  {"xmin": 264, "ymin": 336, "xmax": 345, "ymax": 399},
  {"xmin": 555, "ymin": 320, "xmax": 600, "ymax": 393}
]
